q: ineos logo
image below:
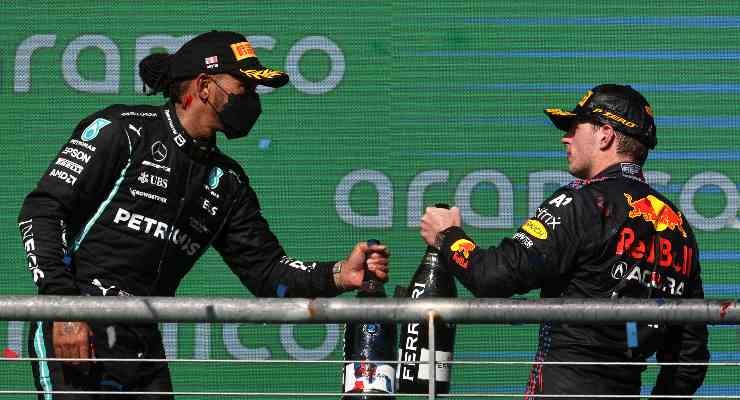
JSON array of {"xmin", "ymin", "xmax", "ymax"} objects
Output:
[
  {"xmin": 611, "ymin": 261, "xmax": 629, "ymax": 280},
  {"xmin": 151, "ymin": 141, "xmax": 168, "ymax": 162}
]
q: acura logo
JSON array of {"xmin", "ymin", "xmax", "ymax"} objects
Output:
[
  {"xmin": 611, "ymin": 261, "xmax": 629, "ymax": 280},
  {"xmin": 151, "ymin": 141, "xmax": 168, "ymax": 162}
]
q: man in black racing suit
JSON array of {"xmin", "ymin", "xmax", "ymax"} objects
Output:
[
  {"xmin": 18, "ymin": 31, "xmax": 389, "ymax": 399},
  {"xmin": 420, "ymin": 84, "xmax": 708, "ymax": 398}
]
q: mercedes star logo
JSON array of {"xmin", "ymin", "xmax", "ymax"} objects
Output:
[{"xmin": 151, "ymin": 141, "xmax": 168, "ymax": 162}]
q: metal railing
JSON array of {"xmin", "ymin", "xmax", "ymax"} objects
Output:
[
  {"xmin": 0, "ymin": 296, "xmax": 737, "ymax": 399},
  {"xmin": 1, "ymin": 296, "xmax": 737, "ymax": 323}
]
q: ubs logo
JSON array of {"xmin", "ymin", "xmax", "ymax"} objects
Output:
[
  {"xmin": 138, "ymin": 171, "xmax": 168, "ymax": 189},
  {"xmin": 151, "ymin": 141, "xmax": 168, "ymax": 162}
]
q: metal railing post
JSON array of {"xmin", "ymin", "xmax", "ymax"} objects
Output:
[{"xmin": 428, "ymin": 310, "xmax": 436, "ymax": 400}]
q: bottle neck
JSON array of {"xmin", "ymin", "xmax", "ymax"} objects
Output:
[
  {"xmin": 358, "ymin": 273, "xmax": 386, "ymax": 297},
  {"xmin": 423, "ymin": 249, "xmax": 441, "ymax": 266}
]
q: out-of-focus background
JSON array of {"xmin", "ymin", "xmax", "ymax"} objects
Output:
[{"xmin": 1, "ymin": 1, "xmax": 738, "ymax": 397}]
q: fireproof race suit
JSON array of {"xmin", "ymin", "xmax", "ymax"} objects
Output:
[
  {"xmin": 435, "ymin": 162, "xmax": 709, "ymax": 398},
  {"xmin": 18, "ymin": 102, "xmax": 342, "ymax": 398}
]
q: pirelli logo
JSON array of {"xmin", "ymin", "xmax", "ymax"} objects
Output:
[
  {"xmin": 230, "ymin": 42, "xmax": 256, "ymax": 60},
  {"xmin": 591, "ymin": 107, "xmax": 638, "ymax": 128}
]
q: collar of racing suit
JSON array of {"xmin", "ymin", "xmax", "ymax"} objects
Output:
[
  {"xmin": 574, "ymin": 162, "xmax": 646, "ymax": 187},
  {"xmin": 161, "ymin": 102, "xmax": 216, "ymax": 161}
]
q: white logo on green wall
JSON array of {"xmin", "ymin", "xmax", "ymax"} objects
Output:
[{"xmin": 81, "ymin": 118, "xmax": 111, "ymax": 142}]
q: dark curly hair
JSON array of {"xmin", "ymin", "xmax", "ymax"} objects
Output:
[{"xmin": 138, "ymin": 53, "xmax": 189, "ymax": 102}]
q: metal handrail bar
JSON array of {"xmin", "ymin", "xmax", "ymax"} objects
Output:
[
  {"xmin": 0, "ymin": 390, "xmax": 737, "ymax": 398},
  {"xmin": 0, "ymin": 296, "xmax": 736, "ymax": 323},
  {"xmin": 3, "ymin": 296, "xmax": 736, "ymax": 399},
  {"xmin": 0, "ymin": 390, "xmax": 405, "ymax": 397},
  {"xmin": 2, "ymin": 358, "xmax": 736, "ymax": 366}
]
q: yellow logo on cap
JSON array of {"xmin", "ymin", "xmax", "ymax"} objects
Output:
[
  {"xmin": 230, "ymin": 42, "xmax": 256, "ymax": 61},
  {"xmin": 240, "ymin": 68, "xmax": 283, "ymax": 80},
  {"xmin": 591, "ymin": 107, "xmax": 638, "ymax": 128},
  {"xmin": 545, "ymin": 108, "xmax": 575, "ymax": 117},
  {"xmin": 578, "ymin": 90, "xmax": 593, "ymax": 107}
]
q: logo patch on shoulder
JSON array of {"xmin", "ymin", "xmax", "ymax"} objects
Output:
[
  {"xmin": 624, "ymin": 193, "xmax": 687, "ymax": 237},
  {"xmin": 450, "ymin": 239, "xmax": 476, "ymax": 269},
  {"xmin": 81, "ymin": 118, "xmax": 111, "ymax": 142},
  {"xmin": 208, "ymin": 167, "xmax": 224, "ymax": 189},
  {"xmin": 522, "ymin": 219, "xmax": 548, "ymax": 240},
  {"xmin": 548, "ymin": 193, "xmax": 572, "ymax": 208}
]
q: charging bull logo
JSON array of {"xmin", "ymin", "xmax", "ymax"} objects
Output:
[
  {"xmin": 624, "ymin": 193, "xmax": 687, "ymax": 237},
  {"xmin": 450, "ymin": 239, "xmax": 476, "ymax": 269}
]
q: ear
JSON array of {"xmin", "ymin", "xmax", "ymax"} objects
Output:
[
  {"xmin": 598, "ymin": 124, "xmax": 617, "ymax": 150},
  {"xmin": 195, "ymin": 74, "xmax": 210, "ymax": 101}
]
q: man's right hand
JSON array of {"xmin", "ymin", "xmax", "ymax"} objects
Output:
[
  {"xmin": 420, "ymin": 206, "xmax": 462, "ymax": 248},
  {"xmin": 334, "ymin": 242, "xmax": 390, "ymax": 290},
  {"xmin": 52, "ymin": 321, "xmax": 93, "ymax": 363}
]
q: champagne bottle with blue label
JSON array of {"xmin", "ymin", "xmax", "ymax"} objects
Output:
[
  {"xmin": 397, "ymin": 204, "xmax": 457, "ymax": 394},
  {"xmin": 342, "ymin": 240, "xmax": 396, "ymax": 399}
]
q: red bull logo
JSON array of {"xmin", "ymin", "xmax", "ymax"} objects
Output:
[
  {"xmin": 450, "ymin": 239, "xmax": 476, "ymax": 269},
  {"xmin": 615, "ymin": 226, "xmax": 694, "ymax": 278},
  {"xmin": 624, "ymin": 193, "xmax": 687, "ymax": 238}
]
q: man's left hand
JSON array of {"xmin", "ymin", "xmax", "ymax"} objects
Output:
[{"xmin": 335, "ymin": 242, "xmax": 389, "ymax": 290}]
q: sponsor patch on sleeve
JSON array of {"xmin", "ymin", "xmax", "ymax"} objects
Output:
[
  {"xmin": 450, "ymin": 239, "xmax": 476, "ymax": 269},
  {"xmin": 81, "ymin": 118, "xmax": 111, "ymax": 142},
  {"xmin": 512, "ymin": 232, "xmax": 534, "ymax": 249},
  {"xmin": 521, "ymin": 219, "xmax": 548, "ymax": 240},
  {"xmin": 548, "ymin": 193, "xmax": 572, "ymax": 208}
]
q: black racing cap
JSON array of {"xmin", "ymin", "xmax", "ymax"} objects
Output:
[
  {"xmin": 169, "ymin": 30, "xmax": 289, "ymax": 88},
  {"xmin": 544, "ymin": 84, "xmax": 657, "ymax": 149}
]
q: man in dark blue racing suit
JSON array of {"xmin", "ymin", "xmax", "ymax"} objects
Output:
[
  {"xmin": 19, "ymin": 31, "xmax": 389, "ymax": 399},
  {"xmin": 419, "ymin": 84, "xmax": 708, "ymax": 398}
]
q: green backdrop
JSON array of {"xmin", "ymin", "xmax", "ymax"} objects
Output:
[{"xmin": 1, "ymin": 1, "xmax": 739, "ymax": 398}]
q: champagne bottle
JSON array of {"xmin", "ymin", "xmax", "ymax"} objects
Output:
[
  {"xmin": 397, "ymin": 204, "xmax": 458, "ymax": 394},
  {"xmin": 342, "ymin": 240, "xmax": 396, "ymax": 399}
]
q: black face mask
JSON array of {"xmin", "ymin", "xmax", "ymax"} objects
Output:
[{"xmin": 210, "ymin": 80, "xmax": 262, "ymax": 139}]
